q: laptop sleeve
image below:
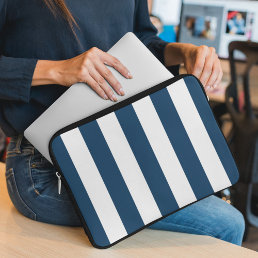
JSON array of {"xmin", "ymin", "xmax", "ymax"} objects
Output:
[{"xmin": 49, "ymin": 74, "xmax": 239, "ymax": 249}]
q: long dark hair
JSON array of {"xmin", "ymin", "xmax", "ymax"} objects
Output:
[{"xmin": 43, "ymin": 0, "xmax": 78, "ymax": 38}]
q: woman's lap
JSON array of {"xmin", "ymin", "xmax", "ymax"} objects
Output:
[
  {"xmin": 148, "ymin": 195, "xmax": 245, "ymax": 245},
  {"xmin": 5, "ymin": 135, "xmax": 245, "ymax": 245}
]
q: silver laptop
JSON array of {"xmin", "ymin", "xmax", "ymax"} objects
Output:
[{"xmin": 24, "ymin": 32, "xmax": 173, "ymax": 162}]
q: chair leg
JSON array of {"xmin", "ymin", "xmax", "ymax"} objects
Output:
[{"xmin": 232, "ymin": 182, "xmax": 249, "ymax": 241}]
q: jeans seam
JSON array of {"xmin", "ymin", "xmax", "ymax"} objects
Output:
[
  {"xmin": 28, "ymin": 155, "xmax": 42, "ymax": 197},
  {"xmin": 36, "ymin": 193, "xmax": 73, "ymax": 203},
  {"xmin": 7, "ymin": 168, "xmax": 37, "ymax": 220},
  {"xmin": 5, "ymin": 154, "xmax": 18, "ymax": 158},
  {"xmin": 6, "ymin": 150, "xmax": 34, "ymax": 157},
  {"xmin": 14, "ymin": 135, "xmax": 23, "ymax": 153}
]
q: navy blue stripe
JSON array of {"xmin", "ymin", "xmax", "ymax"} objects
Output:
[
  {"xmin": 115, "ymin": 104, "xmax": 179, "ymax": 215},
  {"xmin": 51, "ymin": 136, "xmax": 110, "ymax": 247},
  {"xmin": 184, "ymin": 76, "xmax": 239, "ymax": 184},
  {"xmin": 79, "ymin": 121, "xmax": 145, "ymax": 233},
  {"xmin": 150, "ymin": 88, "xmax": 214, "ymax": 199}
]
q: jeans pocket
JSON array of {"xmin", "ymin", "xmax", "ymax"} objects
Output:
[
  {"xmin": 30, "ymin": 157, "xmax": 57, "ymax": 195},
  {"xmin": 5, "ymin": 168, "xmax": 37, "ymax": 220}
]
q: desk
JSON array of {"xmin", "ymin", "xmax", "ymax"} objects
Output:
[{"xmin": 0, "ymin": 162, "xmax": 257, "ymax": 258}]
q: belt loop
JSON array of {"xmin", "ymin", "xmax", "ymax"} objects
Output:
[{"xmin": 14, "ymin": 134, "xmax": 23, "ymax": 153}]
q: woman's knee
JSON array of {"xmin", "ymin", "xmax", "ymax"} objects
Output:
[
  {"xmin": 223, "ymin": 207, "xmax": 245, "ymax": 245},
  {"xmin": 212, "ymin": 198, "xmax": 245, "ymax": 245}
]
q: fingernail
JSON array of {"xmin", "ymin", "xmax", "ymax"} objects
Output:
[
  {"xmin": 103, "ymin": 94, "xmax": 108, "ymax": 100},
  {"xmin": 119, "ymin": 88, "xmax": 125, "ymax": 96},
  {"xmin": 111, "ymin": 94, "xmax": 117, "ymax": 102},
  {"xmin": 206, "ymin": 85, "xmax": 211, "ymax": 89},
  {"xmin": 127, "ymin": 72, "xmax": 133, "ymax": 79},
  {"xmin": 213, "ymin": 84, "xmax": 218, "ymax": 88}
]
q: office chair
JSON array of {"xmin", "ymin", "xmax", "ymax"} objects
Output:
[{"xmin": 225, "ymin": 41, "xmax": 258, "ymax": 238}]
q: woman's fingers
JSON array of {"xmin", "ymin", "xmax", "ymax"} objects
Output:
[
  {"xmin": 84, "ymin": 73, "xmax": 109, "ymax": 100},
  {"xmin": 192, "ymin": 45, "xmax": 209, "ymax": 78},
  {"xmin": 95, "ymin": 60, "xmax": 125, "ymax": 97},
  {"xmin": 205, "ymin": 57, "xmax": 222, "ymax": 88},
  {"xmin": 183, "ymin": 44, "xmax": 223, "ymax": 91},
  {"xmin": 213, "ymin": 66, "xmax": 223, "ymax": 88},
  {"xmin": 99, "ymin": 50, "xmax": 132, "ymax": 79},
  {"xmin": 88, "ymin": 66, "xmax": 118, "ymax": 102},
  {"xmin": 65, "ymin": 47, "xmax": 133, "ymax": 101},
  {"xmin": 190, "ymin": 46, "xmax": 223, "ymax": 89},
  {"xmin": 199, "ymin": 47, "xmax": 216, "ymax": 87}
]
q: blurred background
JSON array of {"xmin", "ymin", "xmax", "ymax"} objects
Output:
[
  {"xmin": 148, "ymin": 0, "xmax": 258, "ymax": 251},
  {"xmin": 1, "ymin": 0, "xmax": 258, "ymax": 252}
]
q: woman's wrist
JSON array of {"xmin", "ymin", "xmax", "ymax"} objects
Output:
[{"xmin": 31, "ymin": 60, "xmax": 63, "ymax": 86}]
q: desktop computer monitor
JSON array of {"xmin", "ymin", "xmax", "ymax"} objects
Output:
[{"xmin": 178, "ymin": 0, "xmax": 258, "ymax": 59}]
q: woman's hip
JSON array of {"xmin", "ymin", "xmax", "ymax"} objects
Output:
[{"xmin": 5, "ymin": 134, "xmax": 81, "ymax": 226}]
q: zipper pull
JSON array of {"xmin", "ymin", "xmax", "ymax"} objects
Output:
[{"xmin": 56, "ymin": 172, "xmax": 62, "ymax": 195}]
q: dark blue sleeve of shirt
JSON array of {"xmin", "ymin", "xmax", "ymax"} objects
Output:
[
  {"xmin": 133, "ymin": 0, "xmax": 169, "ymax": 65},
  {"xmin": 0, "ymin": 56, "xmax": 38, "ymax": 102},
  {"xmin": 0, "ymin": 0, "xmax": 38, "ymax": 103}
]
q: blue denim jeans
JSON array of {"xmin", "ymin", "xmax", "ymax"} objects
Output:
[{"xmin": 5, "ymin": 135, "xmax": 245, "ymax": 246}]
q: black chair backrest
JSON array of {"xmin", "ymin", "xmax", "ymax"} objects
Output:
[
  {"xmin": 227, "ymin": 41, "xmax": 258, "ymax": 120},
  {"xmin": 226, "ymin": 41, "xmax": 258, "ymax": 183}
]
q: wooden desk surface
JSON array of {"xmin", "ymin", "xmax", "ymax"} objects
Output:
[{"xmin": 0, "ymin": 162, "xmax": 256, "ymax": 258}]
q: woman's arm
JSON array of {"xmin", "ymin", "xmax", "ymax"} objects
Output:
[
  {"xmin": 133, "ymin": 0, "xmax": 168, "ymax": 65},
  {"xmin": 0, "ymin": 0, "xmax": 38, "ymax": 103},
  {"xmin": 164, "ymin": 43, "xmax": 223, "ymax": 89},
  {"xmin": 135, "ymin": 0, "xmax": 223, "ymax": 89},
  {"xmin": 32, "ymin": 47, "xmax": 132, "ymax": 102},
  {"xmin": 0, "ymin": 56, "xmax": 37, "ymax": 102}
]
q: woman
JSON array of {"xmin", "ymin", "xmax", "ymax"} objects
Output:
[{"xmin": 0, "ymin": 0, "xmax": 244, "ymax": 246}]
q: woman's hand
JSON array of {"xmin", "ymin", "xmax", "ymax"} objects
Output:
[
  {"xmin": 164, "ymin": 43, "xmax": 223, "ymax": 90},
  {"xmin": 183, "ymin": 45, "xmax": 223, "ymax": 89},
  {"xmin": 32, "ymin": 47, "xmax": 132, "ymax": 102}
]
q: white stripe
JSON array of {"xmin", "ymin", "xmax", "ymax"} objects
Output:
[
  {"xmin": 97, "ymin": 113, "xmax": 162, "ymax": 224},
  {"xmin": 60, "ymin": 128, "xmax": 127, "ymax": 244},
  {"xmin": 167, "ymin": 79, "xmax": 231, "ymax": 191},
  {"xmin": 133, "ymin": 97, "xmax": 197, "ymax": 208}
]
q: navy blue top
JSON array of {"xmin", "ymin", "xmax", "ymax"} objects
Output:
[{"xmin": 0, "ymin": 0, "xmax": 172, "ymax": 136}]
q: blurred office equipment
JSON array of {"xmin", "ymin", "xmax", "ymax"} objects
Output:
[
  {"xmin": 178, "ymin": 0, "xmax": 258, "ymax": 59},
  {"xmin": 151, "ymin": 0, "xmax": 182, "ymax": 42},
  {"xmin": 152, "ymin": 0, "xmax": 182, "ymax": 25},
  {"xmin": 225, "ymin": 41, "xmax": 258, "ymax": 238}
]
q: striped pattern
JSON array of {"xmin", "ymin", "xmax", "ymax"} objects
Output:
[{"xmin": 51, "ymin": 77, "xmax": 238, "ymax": 248}]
